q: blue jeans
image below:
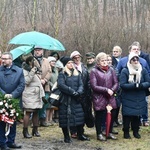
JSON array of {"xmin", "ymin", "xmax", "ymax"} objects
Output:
[
  {"xmin": 141, "ymin": 96, "xmax": 148, "ymax": 123},
  {"xmin": 0, "ymin": 121, "xmax": 16, "ymax": 148}
]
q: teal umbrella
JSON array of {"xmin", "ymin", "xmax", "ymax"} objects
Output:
[
  {"xmin": 9, "ymin": 31, "xmax": 65, "ymax": 51},
  {"xmin": 10, "ymin": 46, "xmax": 34, "ymax": 60}
]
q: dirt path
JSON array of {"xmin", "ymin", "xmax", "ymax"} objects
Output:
[{"xmin": 15, "ymin": 122, "xmax": 150, "ymax": 150}]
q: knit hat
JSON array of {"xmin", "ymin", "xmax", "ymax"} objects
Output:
[
  {"xmin": 60, "ymin": 56, "xmax": 72, "ymax": 66},
  {"xmin": 48, "ymin": 56, "xmax": 56, "ymax": 62},
  {"xmin": 128, "ymin": 52, "xmax": 139, "ymax": 63},
  {"xmin": 55, "ymin": 60, "xmax": 64, "ymax": 68},
  {"xmin": 70, "ymin": 51, "xmax": 82, "ymax": 59},
  {"xmin": 86, "ymin": 52, "xmax": 96, "ymax": 58}
]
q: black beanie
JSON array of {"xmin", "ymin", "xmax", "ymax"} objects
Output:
[{"xmin": 60, "ymin": 56, "xmax": 72, "ymax": 66}]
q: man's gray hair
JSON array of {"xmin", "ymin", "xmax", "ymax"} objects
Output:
[{"xmin": 2, "ymin": 52, "xmax": 13, "ymax": 60}]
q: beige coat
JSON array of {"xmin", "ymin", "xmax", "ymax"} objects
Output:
[
  {"xmin": 34, "ymin": 57, "xmax": 52, "ymax": 92},
  {"xmin": 22, "ymin": 69, "xmax": 45, "ymax": 109}
]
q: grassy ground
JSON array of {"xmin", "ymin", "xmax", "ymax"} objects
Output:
[{"xmin": 15, "ymin": 120, "xmax": 150, "ymax": 150}]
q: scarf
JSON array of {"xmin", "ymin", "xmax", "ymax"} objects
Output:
[
  {"xmin": 100, "ymin": 65, "xmax": 109, "ymax": 72},
  {"xmin": 127, "ymin": 62, "xmax": 142, "ymax": 83}
]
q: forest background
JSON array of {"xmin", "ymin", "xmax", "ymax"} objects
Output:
[{"xmin": 0, "ymin": 0, "xmax": 150, "ymax": 61}]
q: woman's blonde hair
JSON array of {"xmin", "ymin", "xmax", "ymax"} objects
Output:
[
  {"xmin": 96, "ymin": 52, "xmax": 107, "ymax": 64},
  {"xmin": 64, "ymin": 65, "xmax": 79, "ymax": 76}
]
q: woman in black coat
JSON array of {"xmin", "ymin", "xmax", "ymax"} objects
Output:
[
  {"xmin": 120, "ymin": 52, "xmax": 150, "ymax": 139},
  {"xmin": 57, "ymin": 56, "xmax": 89, "ymax": 143}
]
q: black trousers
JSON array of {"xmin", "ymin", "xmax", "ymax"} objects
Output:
[
  {"xmin": 95, "ymin": 109, "xmax": 116, "ymax": 135},
  {"xmin": 122, "ymin": 115, "xmax": 140, "ymax": 133}
]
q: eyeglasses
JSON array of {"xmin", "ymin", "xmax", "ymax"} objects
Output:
[
  {"xmin": 73, "ymin": 56, "xmax": 80, "ymax": 60},
  {"xmin": 132, "ymin": 48, "xmax": 139, "ymax": 51},
  {"xmin": 131, "ymin": 57, "xmax": 139, "ymax": 62}
]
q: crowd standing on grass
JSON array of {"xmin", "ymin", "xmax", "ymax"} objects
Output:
[{"xmin": 0, "ymin": 41, "xmax": 150, "ymax": 150}]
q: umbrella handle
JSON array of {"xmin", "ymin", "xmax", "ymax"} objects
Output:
[{"xmin": 106, "ymin": 105, "xmax": 112, "ymax": 113}]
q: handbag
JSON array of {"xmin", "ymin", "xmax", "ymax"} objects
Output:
[{"xmin": 48, "ymin": 82, "xmax": 63, "ymax": 107}]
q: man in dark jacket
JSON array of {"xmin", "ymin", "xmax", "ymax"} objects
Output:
[
  {"xmin": 112, "ymin": 46, "xmax": 122, "ymax": 127},
  {"xmin": 0, "ymin": 52, "xmax": 25, "ymax": 150}
]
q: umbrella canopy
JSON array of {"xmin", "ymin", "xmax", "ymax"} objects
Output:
[
  {"xmin": 9, "ymin": 31, "xmax": 65, "ymax": 51},
  {"xmin": 10, "ymin": 46, "xmax": 34, "ymax": 60},
  {"xmin": 106, "ymin": 105, "xmax": 113, "ymax": 138}
]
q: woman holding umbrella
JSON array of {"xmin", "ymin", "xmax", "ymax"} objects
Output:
[{"xmin": 90, "ymin": 52, "xmax": 119, "ymax": 141}]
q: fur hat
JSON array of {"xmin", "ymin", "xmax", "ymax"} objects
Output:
[
  {"xmin": 60, "ymin": 56, "xmax": 72, "ymax": 66},
  {"xmin": 48, "ymin": 56, "xmax": 56, "ymax": 62},
  {"xmin": 70, "ymin": 51, "xmax": 82, "ymax": 59}
]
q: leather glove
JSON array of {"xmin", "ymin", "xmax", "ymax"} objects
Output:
[
  {"xmin": 4, "ymin": 94, "xmax": 12, "ymax": 99},
  {"xmin": 73, "ymin": 92, "xmax": 79, "ymax": 97}
]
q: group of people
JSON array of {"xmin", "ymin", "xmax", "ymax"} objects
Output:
[{"xmin": 0, "ymin": 41, "xmax": 150, "ymax": 150}]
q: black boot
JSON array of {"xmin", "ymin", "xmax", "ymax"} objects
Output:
[
  {"xmin": 62, "ymin": 127, "xmax": 72, "ymax": 143},
  {"xmin": 77, "ymin": 125, "xmax": 90, "ymax": 141},
  {"xmin": 133, "ymin": 131, "xmax": 141, "ymax": 139},
  {"xmin": 22, "ymin": 127, "xmax": 32, "ymax": 138},
  {"xmin": 124, "ymin": 131, "xmax": 131, "ymax": 139},
  {"xmin": 32, "ymin": 126, "xmax": 41, "ymax": 137}
]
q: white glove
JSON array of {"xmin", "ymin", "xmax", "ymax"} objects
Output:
[{"xmin": 4, "ymin": 94, "xmax": 12, "ymax": 99}]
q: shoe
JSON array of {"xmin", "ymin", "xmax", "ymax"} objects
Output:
[
  {"xmin": 64, "ymin": 138, "xmax": 72, "ymax": 143},
  {"xmin": 133, "ymin": 132, "xmax": 141, "ymax": 139},
  {"xmin": 112, "ymin": 130, "xmax": 118, "ymax": 134},
  {"xmin": 78, "ymin": 135, "xmax": 90, "ymax": 141},
  {"xmin": 113, "ymin": 122, "xmax": 118, "ymax": 127},
  {"xmin": 1, "ymin": 146, "xmax": 10, "ymax": 150},
  {"xmin": 39, "ymin": 122, "xmax": 49, "ymax": 127},
  {"xmin": 97, "ymin": 134, "xmax": 106, "ymax": 141},
  {"xmin": 102, "ymin": 130, "xmax": 106, "ymax": 136},
  {"xmin": 116, "ymin": 121, "xmax": 122, "ymax": 125},
  {"xmin": 124, "ymin": 132, "xmax": 131, "ymax": 139},
  {"xmin": 107, "ymin": 133, "xmax": 117, "ymax": 140},
  {"xmin": 143, "ymin": 122, "xmax": 149, "ymax": 126},
  {"xmin": 71, "ymin": 133, "xmax": 77, "ymax": 138},
  {"xmin": 7, "ymin": 143, "xmax": 22, "ymax": 149}
]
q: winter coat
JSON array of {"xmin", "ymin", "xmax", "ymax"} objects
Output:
[
  {"xmin": 120, "ymin": 67, "xmax": 150, "ymax": 116},
  {"xmin": 57, "ymin": 72, "xmax": 84, "ymax": 128},
  {"xmin": 34, "ymin": 57, "xmax": 52, "ymax": 92},
  {"xmin": 0, "ymin": 64, "xmax": 25, "ymax": 99},
  {"xmin": 139, "ymin": 51, "xmax": 150, "ymax": 68},
  {"xmin": 22, "ymin": 66, "xmax": 45, "ymax": 110},
  {"xmin": 90, "ymin": 65, "xmax": 119, "ymax": 111}
]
